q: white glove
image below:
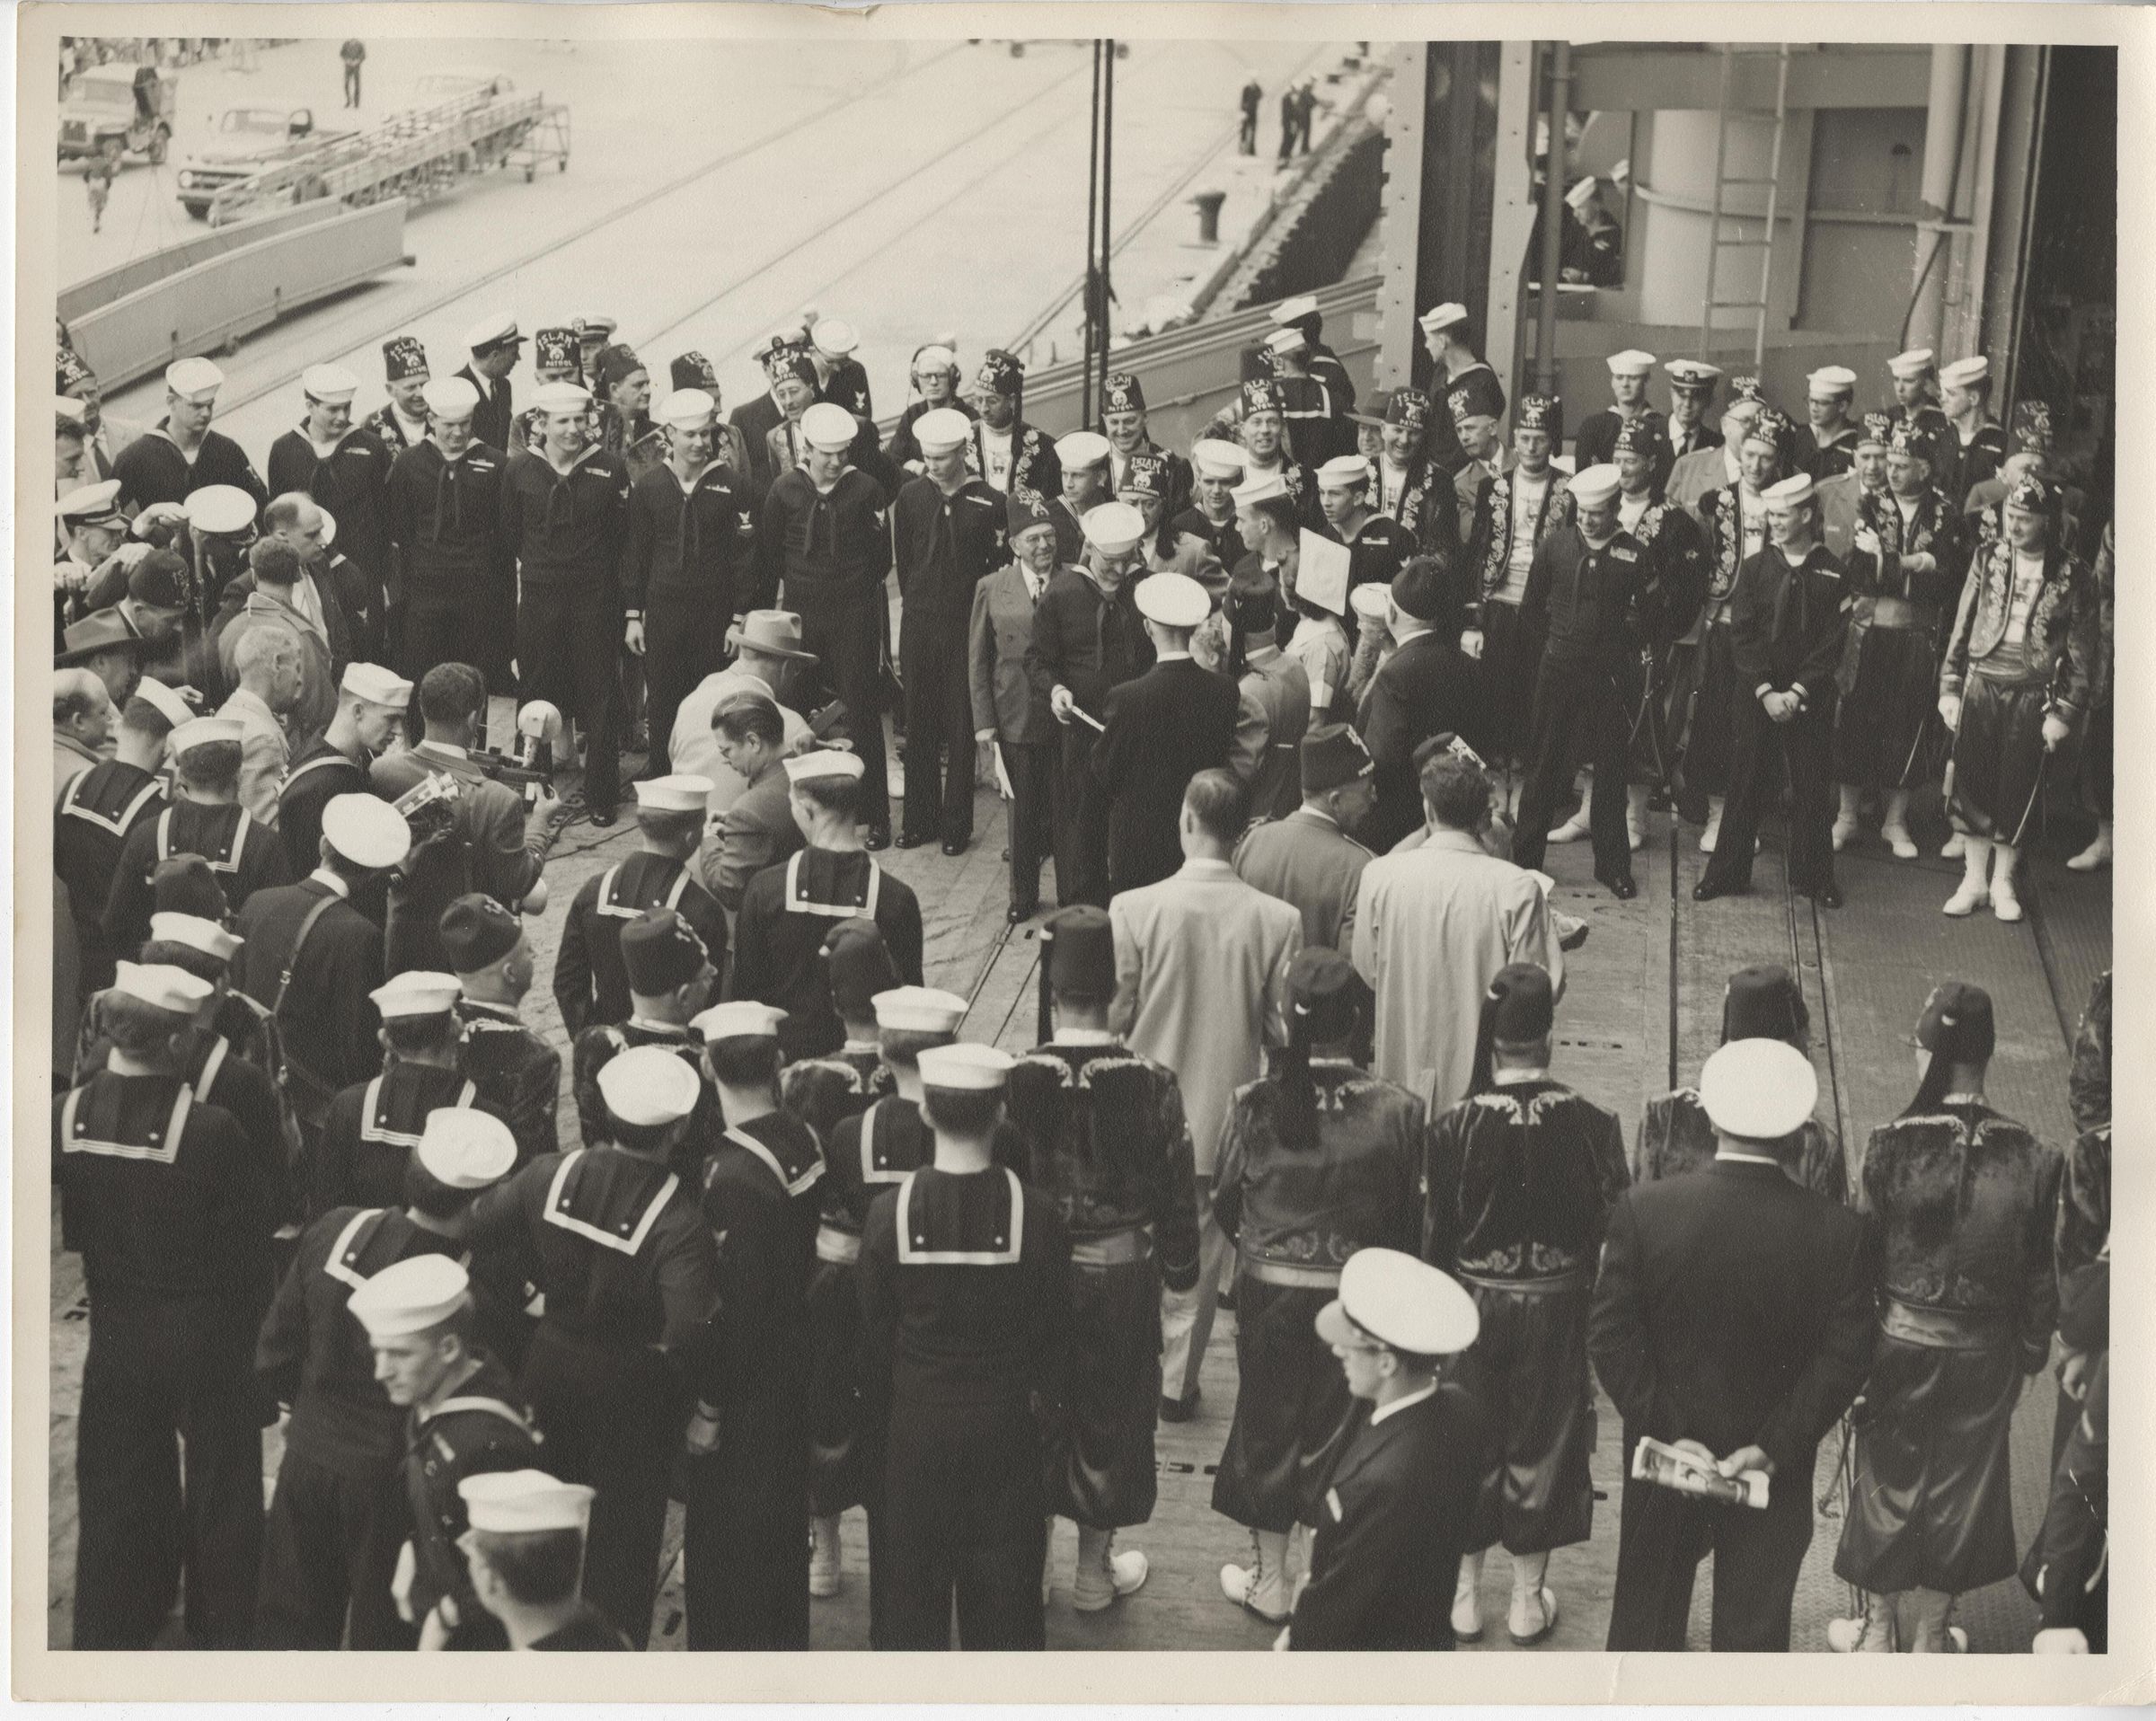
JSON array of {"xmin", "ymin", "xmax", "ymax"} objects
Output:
[
  {"xmin": 392, "ymin": 1539, "xmax": 418, "ymax": 1623},
  {"xmin": 2032, "ymin": 1627, "xmax": 2089, "ymax": 1655},
  {"xmin": 1460, "ymin": 629, "xmax": 1485, "ymax": 661},
  {"xmin": 1938, "ymin": 693, "xmax": 1962, "ymax": 732}
]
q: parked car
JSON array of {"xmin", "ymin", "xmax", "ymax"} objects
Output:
[
  {"xmin": 414, "ymin": 69, "xmax": 518, "ymax": 103},
  {"xmin": 176, "ymin": 105, "xmax": 353, "ymax": 218},
  {"xmin": 57, "ymin": 63, "xmax": 175, "ymax": 167}
]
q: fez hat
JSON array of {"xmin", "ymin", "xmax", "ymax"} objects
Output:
[
  {"xmin": 1719, "ymin": 966, "xmax": 1809, "ymax": 1048},
  {"xmin": 621, "ymin": 909, "xmax": 710, "ymax": 995},
  {"xmin": 151, "ymin": 854, "xmax": 229, "ymax": 921},
  {"xmin": 824, "ymin": 919, "xmax": 901, "ymax": 1020},
  {"xmin": 1037, "ymin": 905, "xmax": 1115, "ymax": 1043},
  {"xmin": 439, "ymin": 893, "xmax": 521, "ymax": 972}
]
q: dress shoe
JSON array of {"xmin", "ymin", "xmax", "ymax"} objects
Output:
[
  {"xmin": 1599, "ymin": 872, "xmax": 1638, "ymax": 900},
  {"xmin": 587, "ymin": 804, "xmax": 617, "ymax": 829},
  {"xmin": 893, "ymin": 831, "xmax": 928, "ymax": 850},
  {"xmin": 863, "ymin": 825, "xmax": 893, "ymax": 852},
  {"xmin": 2067, "ymin": 822, "xmax": 2113, "ymax": 871},
  {"xmin": 941, "ymin": 839, "xmax": 967, "ymax": 857},
  {"xmin": 1008, "ymin": 902, "xmax": 1039, "ymax": 924},
  {"xmin": 1692, "ymin": 878, "xmax": 1738, "ymax": 902}
]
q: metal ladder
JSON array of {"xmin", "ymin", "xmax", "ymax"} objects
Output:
[{"xmin": 1697, "ymin": 43, "xmax": 1794, "ymax": 367}]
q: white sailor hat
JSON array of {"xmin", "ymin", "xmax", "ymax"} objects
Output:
[
  {"xmin": 1268, "ymin": 295, "xmax": 1320, "ymax": 326},
  {"xmin": 596, "ymin": 1044, "xmax": 702, "ymax": 1127},
  {"xmin": 169, "ymin": 715, "xmax": 243, "ymax": 753},
  {"xmin": 321, "ymin": 792, "xmax": 413, "ymax": 869},
  {"xmin": 811, "ymin": 317, "xmax": 861, "ymax": 358},
  {"xmin": 656, "ymin": 387, "xmax": 717, "ymax": 430},
  {"xmin": 1665, "ymin": 357, "xmax": 1722, "ymax": 390},
  {"xmin": 1807, "ymin": 366, "xmax": 1858, "ymax": 398},
  {"xmin": 1606, "ymin": 349, "xmax": 1657, "ymax": 376},
  {"xmin": 1564, "ymin": 176, "xmax": 1600, "ymax": 214},
  {"xmin": 691, "ymin": 999, "xmax": 788, "ymax": 1043},
  {"xmin": 164, "ymin": 356, "xmax": 225, "ymax": 402},
  {"xmin": 800, "ymin": 402, "xmax": 860, "ymax": 452},
  {"xmin": 302, "ymin": 363, "xmax": 359, "ymax": 405},
  {"xmin": 916, "ymin": 1042, "xmax": 1016, "ymax": 1091},
  {"xmin": 1190, "ymin": 438, "xmax": 1247, "ymax": 481},
  {"xmin": 135, "ymin": 677, "xmax": 198, "ymax": 731},
  {"xmin": 341, "ymin": 662, "xmax": 412, "ymax": 709},
  {"xmin": 1135, "ymin": 571, "xmax": 1210, "ymax": 629},
  {"xmin": 1262, "ymin": 326, "xmax": 1308, "ymax": 357},
  {"xmin": 459, "ymin": 1471, "xmax": 596, "ymax": 1537},
  {"xmin": 369, "ymin": 970, "xmax": 463, "ymax": 1019},
  {"xmin": 1316, "ymin": 454, "xmax": 1373, "ymax": 488},
  {"xmin": 1080, "ymin": 500, "xmax": 1146, "ymax": 555},
  {"xmin": 532, "ymin": 382, "xmax": 592, "ymax": 417},
  {"xmin": 464, "ymin": 312, "xmax": 521, "ymax": 352},
  {"xmin": 1418, "ymin": 302, "xmax": 1470, "ymax": 335},
  {"xmin": 1315, "ymin": 1247, "xmax": 1480, "ymax": 1357},
  {"xmin": 1230, "ymin": 471, "xmax": 1289, "ymax": 509},
  {"xmin": 1763, "ymin": 472, "xmax": 1816, "ymax": 508},
  {"xmin": 633, "ymin": 774, "xmax": 714, "ymax": 813},
  {"xmin": 1940, "ymin": 356, "xmax": 1990, "ymax": 390},
  {"xmin": 147, "ymin": 912, "xmax": 243, "ymax": 963},
  {"xmin": 913, "ymin": 342, "xmax": 958, "ymax": 373},
  {"xmin": 317, "ymin": 507, "xmax": 340, "ymax": 549},
  {"xmin": 1055, "ymin": 429, "xmax": 1112, "ymax": 469},
  {"xmin": 1568, "ymin": 463, "xmax": 1622, "ymax": 507},
  {"xmin": 56, "ymin": 393, "xmax": 88, "ymax": 426},
  {"xmin": 415, "ymin": 1108, "xmax": 517, "ymax": 1191},
  {"xmin": 1699, "ymin": 1038, "xmax": 1817, "ymax": 1140},
  {"xmin": 1348, "ymin": 582, "xmax": 1392, "ymax": 623},
  {"xmin": 783, "ymin": 749, "xmax": 866, "ymax": 785},
  {"xmin": 1887, "ymin": 348, "xmax": 1935, "ymax": 380},
  {"xmin": 184, "ymin": 485, "xmax": 257, "ymax": 535},
  {"xmin": 420, "ymin": 376, "xmax": 480, "ymax": 420},
  {"xmin": 58, "ymin": 479, "xmax": 123, "ymax": 524},
  {"xmin": 913, "ymin": 407, "xmax": 973, "ymax": 454},
  {"xmin": 348, "ymin": 1254, "xmax": 472, "ymax": 1339},
  {"xmin": 870, "ymin": 986, "xmax": 969, "ymax": 1034},
  {"xmin": 112, "ymin": 959, "xmax": 215, "ymax": 1015}
]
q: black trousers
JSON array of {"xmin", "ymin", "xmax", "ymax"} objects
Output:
[
  {"xmin": 517, "ymin": 583, "xmax": 621, "ymax": 815},
  {"xmin": 791, "ymin": 587, "xmax": 890, "ymax": 825},
  {"xmin": 253, "ymin": 1447, "xmax": 413, "ymax": 1648},
  {"xmin": 1605, "ymin": 1428, "xmax": 1816, "ymax": 1651},
  {"xmin": 1457, "ymin": 1283, "xmax": 1596, "ymax": 1557},
  {"xmin": 900, "ymin": 611, "xmax": 976, "ymax": 846},
  {"xmin": 74, "ymin": 1298, "xmax": 262, "ymax": 1649},
  {"xmin": 1000, "ymin": 742, "xmax": 1056, "ymax": 913},
  {"xmin": 643, "ymin": 593, "xmax": 729, "ymax": 777},
  {"xmin": 879, "ymin": 1397, "xmax": 1047, "ymax": 1650},
  {"xmin": 1240, "ymin": 111, "xmax": 1258, "ymax": 152},
  {"xmin": 1513, "ymin": 652, "xmax": 1632, "ymax": 879},
  {"xmin": 1699, "ymin": 691, "xmax": 1837, "ymax": 896},
  {"xmin": 1053, "ymin": 724, "xmax": 1109, "ymax": 909},
  {"xmin": 400, "ymin": 596, "xmax": 490, "ymax": 740},
  {"xmin": 343, "ymin": 61, "xmax": 360, "ymax": 104},
  {"xmin": 682, "ymin": 1392, "xmax": 811, "ymax": 1649}
]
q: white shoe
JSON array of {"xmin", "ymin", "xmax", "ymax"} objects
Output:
[
  {"xmin": 808, "ymin": 1514, "xmax": 841, "ymax": 1599},
  {"xmin": 1831, "ymin": 815, "xmax": 1858, "ymax": 852},
  {"xmin": 1943, "ymin": 881, "xmax": 1989, "ymax": 917},
  {"xmin": 1941, "ymin": 832, "xmax": 1966, "ymax": 859},
  {"xmin": 1074, "ymin": 1534, "xmax": 1148, "ymax": 1611},
  {"xmin": 1881, "ymin": 823, "xmax": 1920, "ymax": 860},
  {"xmin": 1220, "ymin": 1559, "xmax": 1288, "ymax": 1624},
  {"xmin": 1948, "ymin": 1625, "xmax": 1969, "ymax": 1653},
  {"xmin": 1827, "ymin": 1612, "xmax": 1895, "ymax": 1653},
  {"xmin": 1993, "ymin": 881, "xmax": 2024, "ymax": 922},
  {"xmin": 2067, "ymin": 832, "xmax": 2112, "ymax": 871},
  {"xmin": 1451, "ymin": 1581, "xmax": 1483, "ymax": 1643},
  {"xmin": 1507, "ymin": 1584, "xmax": 1559, "ymax": 1646},
  {"xmin": 1547, "ymin": 815, "xmax": 1591, "ymax": 844}
]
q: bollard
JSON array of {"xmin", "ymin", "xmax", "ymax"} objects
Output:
[{"xmin": 1191, "ymin": 190, "xmax": 1227, "ymax": 245}]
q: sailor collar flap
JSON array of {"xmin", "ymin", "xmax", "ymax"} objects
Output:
[
  {"xmin": 543, "ymin": 1147, "xmax": 681, "ymax": 1256},
  {"xmin": 61, "ymin": 1079, "xmax": 192, "ymax": 1167},
  {"xmin": 722, "ymin": 1123, "xmax": 824, "ymax": 1197},
  {"xmin": 60, "ymin": 767, "xmax": 162, "ymax": 837},
  {"xmin": 360, "ymin": 1072, "xmax": 478, "ymax": 1147},
  {"xmin": 597, "ymin": 859, "xmax": 691, "ymax": 920},
  {"xmin": 784, "ymin": 849, "xmax": 882, "ymax": 918},
  {"xmin": 158, "ymin": 804, "xmax": 251, "ymax": 871},
  {"xmin": 895, "ymin": 1167, "xmax": 1025, "ymax": 1266}
]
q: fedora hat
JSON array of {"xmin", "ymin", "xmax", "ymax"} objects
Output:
[
  {"xmin": 57, "ymin": 606, "xmax": 147, "ymax": 666},
  {"xmin": 726, "ymin": 609, "xmax": 819, "ymax": 663}
]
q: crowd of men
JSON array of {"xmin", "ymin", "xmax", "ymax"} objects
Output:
[{"xmin": 49, "ymin": 290, "xmax": 2109, "ymax": 1654}]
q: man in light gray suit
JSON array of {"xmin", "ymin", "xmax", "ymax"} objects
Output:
[
  {"xmin": 1232, "ymin": 724, "xmax": 1377, "ymax": 953},
  {"xmin": 970, "ymin": 492, "xmax": 1064, "ymax": 922}
]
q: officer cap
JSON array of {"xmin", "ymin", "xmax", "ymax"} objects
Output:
[
  {"xmin": 1055, "ymin": 429, "xmax": 1112, "ymax": 471},
  {"xmin": 1316, "ymin": 1248, "xmax": 1480, "ymax": 1359},
  {"xmin": 112, "ymin": 959, "xmax": 213, "ymax": 1016},
  {"xmin": 439, "ymin": 893, "xmax": 522, "ymax": 973},
  {"xmin": 784, "ymin": 748, "xmax": 866, "ymax": 785},
  {"xmin": 1763, "ymin": 472, "xmax": 1816, "ymax": 508},
  {"xmin": 823, "ymin": 919, "xmax": 901, "ymax": 1018},
  {"xmin": 633, "ymin": 774, "xmax": 713, "ymax": 814},
  {"xmin": 671, "ymin": 352, "xmax": 720, "ymax": 393},
  {"xmin": 1886, "ymin": 349, "xmax": 1935, "ymax": 380},
  {"xmin": 1041, "ymin": 905, "xmax": 1115, "ymax": 999},
  {"xmin": 1916, "ymin": 980, "xmax": 1995, "ymax": 1064},
  {"xmin": 532, "ymin": 382, "xmax": 592, "ymax": 417},
  {"xmin": 1605, "ymin": 349, "xmax": 1657, "ymax": 377},
  {"xmin": 913, "ymin": 407, "xmax": 972, "ymax": 454},
  {"xmin": 416, "ymin": 1108, "xmax": 517, "ymax": 1191},
  {"xmin": 1483, "ymin": 962, "xmax": 1555, "ymax": 1044},
  {"xmin": 1300, "ymin": 722, "xmax": 1374, "ymax": 795},
  {"xmin": 1418, "ymin": 302, "xmax": 1469, "ymax": 336},
  {"xmin": 1611, "ymin": 419, "xmax": 1658, "ymax": 463},
  {"xmin": 322, "ymin": 793, "xmax": 412, "ymax": 870},
  {"xmin": 1514, "ymin": 394, "xmax": 1561, "ymax": 437},
  {"xmin": 302, "ymin": 363, "xmax": 359, "ymax": 405},
  {"xmin": 464, "ymin": 313, "xmax": 521, "ymax": 354},
  {"xmin": 1134, "ymin": 570, "xmax": 1209, "ymax": 629},
  {"xmin": 800, "ymin": 402, "xmax": 860, "ymax": 453},
  {"xmin": 152, "ymin": 854, "xmax": 227, "ymax": 919},
  {"xmin": 916, "ymin": 1043, "xmax": 1015, "ymax": 1091},
  {"xmin": 1006, "ymin": 489, "xmax": 1056, "ymax": 540},
  {"xmin": 57, "ymin": 392, "xmax": 90, "ymax": 427},
  {"xmin": 169, "ymin": 715, "xmax": 243, "ymax": 753},
  {"xmin": 370, "ymin": 970, "xmax": 462, "ymax": 1019},
  {"xmin": 871, "ymin": 986, "xmax": 968, "ymax": 1034},
  {"xmin": 1117, "ymin": 452, "xmax": 1171, "ymax": 501},
  {"xmin": 342, "ymin": 662, "xmax": 413, "ymax": 709},
  {"xmin": 1720, "ymin": 965, "xmax": 1809, "ymax": 1047},
  {"xmin": 1101, "ymin": 372, "xmax": 1147, "ymax": 414},
  {"xmin": 1316, "ymin": 455, "xmax": 1373, "ymax": 490},
  {"xmin": 1699, "ymin": 1039, "xmax": 1817, "ymax": 1141},
  {"xmin": 348, "ymin": 1253, "xmax": 471, "ymax": 1338},
  {"xmin": 164, "ymin": 356, "xmax": 225, "ymax": 402},
  {"xmin": 382, "ymin": 334, "xmax": 429, "ymax": 382},
  {"xmin": 184, "ymin": 484, "xmax": 258, "ymax": 535},
  {"xmin": 690, "ymin": 1000, "xmax": 786, "ymax": 1044},
  {"xmin": 1569, "ymin": 463, "xmax": 1622, "ymax": 508},
  {"xmin": 460, "ymin": 1470, "xmax": 596, "ymax": 1536},
  {"xmin": 147, "ymin": 912, "xmax": 242, "ymax": 964},
  {"xmin": 1190, "ymin": 438, "xmax": 1247, "ymax": 481},
  {"xmin": 597, "ymin": 1044, "xmax": 702, "ymax": 1128},
  {"xmin": 577, "ymin": 314, "xmax": 619, "ymax": 342},
  {"xmin": 57, "ymin": 479, "xmax": 122, "ymax": 525},
  {"xmin": 1286, "ymin": 947, "xmax": 1363, "ymax": 1042},
  {"xmin": 420, "ymin": 376, "xmax": 479, "ymax": 421},
  {"xmin": 1080, "ymin": 501, "xmax": 1145, "ymax": 555},
  {"xmin": 621, "ymin": 908, "xmax": 711, "ymax": 995},
  {"xmin": 1807, "ymin": 366, "xmax": 1858, "ymax": 400},
  {"xmin": 1664, "ymin": 357, "xmax": 1722, "ymax": 393},
  {"xmin": 1388, "ymin": 557, "xmax": 1449, "ymax": 623},
  {"xmin": 128, "ymin": 552, "xmax": 191, "ymax": 611}
]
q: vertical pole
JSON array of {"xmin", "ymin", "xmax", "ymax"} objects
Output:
[
  {"xmin": 1534, "ymin": 41, "xmax": 1570, "ymax": 394},
  {"xmin": 1099, "ymin": 40, "xmax": 1116, "ymax": 408},
  {"xmin": 1082, "ymin": 39, "xmax": 1101, "ymax": 427}
]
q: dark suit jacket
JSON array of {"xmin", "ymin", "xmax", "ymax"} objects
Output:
[
  {"xmin": 453, "ymin": 365, "xmax": 513, "ymax": 457},
  {"xmin": 233, "ymin": 875, "xmax": 386, "ymax": 1099},
  {"xmin": 1290, "ymin": 1382, "xmax": 1486, "ymax": 1649},
  {"xmin": 1588, "ymin": 1157, "xmax": 1877, "ymax": 1480},
  {"xmin": 1091, "ymin": 656, "xmax": 1237, "ymax": 894},
  {"xmin": 1357, "ymin": 629, "xmax": 1475, "ymax": 852},
  {"xmin": 370, "ymin": 743, "xmax": 543, "ymax": 975},
  {"xmin": 702, "ymin": 759, "xmax": 805, "ymax": 914}
]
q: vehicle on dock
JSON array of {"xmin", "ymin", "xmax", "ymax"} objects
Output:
[
  {"xmin": 176, "ymin": 106, "xmax": 353, "ymax": 218},
  {"xmin": 57, "ymin": 63, "xmax": 175, "ymax": 168}
]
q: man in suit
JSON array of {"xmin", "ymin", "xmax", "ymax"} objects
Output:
[
  {"xmin": 217, "ymin": 623, "xmax": 302, "ymax": 828},
  {"xmin": 1092, "ymin": 570, "xmax": 1239, "ymax": 896},
  {"xmin": 1356, "ymin": 557, "xmax": 1475, "ymax": 852},
  {"xmin": 216, "ymin": 530, "xmax": 349, "ymax": 753},
  {"xmin": 1589, "ymin": 1037, "xmax": 1877, "ymax": 1651},
  {"xmin": 699, "ymin": 694, "xmax": 807, "ymax": 916},
  {"xmin": 453, "ymin": 314, "xmax": 522, "ymax": 455},
  {"xmin": 969, "ymin": 491, "xmax": 1062, "ymax": 922},
  {"xmin": 1279, "ymin": 1248, "xmax": 1485, "ymax": 1650},
  {"xmin": 1221, "ymin": 583, "xmax": 1311, "ymax": 821},
  {"xmin": 1233, "ymin": 723, "xmax": 1378, "ymax": 952},
  {"xmin": 1111, "ymin": 769, "xmax": 1302, "ymax": 1416}
]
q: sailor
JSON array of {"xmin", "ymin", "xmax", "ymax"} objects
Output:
[
  {"xmin": 455, "ymin": 1471, "xmax": 628, "ymax": 1649},
  {"xmin": 463, "ymin": 1046, "xmax": 724, "ymax": 1647},
  {"xmin": 965, "ymin": 349, "xmax": 1061, "ymax": 498},
  {"xmin": 1633, "ymin": 965, "xmax": 1848, "ymax": 1201},
  {"xmin": 253, "ymin": 1107, "xmax": 519, "ymax": 1649},
  {"xmin": 453, "ymin": 313, "xmax": 522, "ymax": 454},
  {"xmin": 806, "ymin": 982, "xmax": 968, "ymax": 1613},
  {"xmin": 667, "ymin": 352, "xmax": 761, "ymax": 483},
  {"xmin": 857, "ymin": 1043, "xmax": 1073, "ymax": 1650},
  {"xmin": 365, "ymin": 335, "xmax": 431, "ymax": 453},
  {"xmin": 778, "ymin": 919, "xmax": 901, "ymax": 1146},
  {"xmin": 87, "ymin": 855, "xmax": 274, "ymax": 1083},
  {"xmin": 553, "ymin": 774, "xmax": 729, "ymax": 1036},
  {"xmin": 1422, "ymin": 963, "xmax": 1628, "ymax": 1646},
  {"xmin": 1048, "ymin": 429, "xmax": 1115, "ymax": 565},
  {"xmin": 1829, "ymin": 983, "xmax": 2062, "ymax": 1653},
  {"xmin": 1418, "ymin": 303, "xmax": 1506, "ymax": 476},
  {"xmin": 56, "ymin": 960, "xmax": 279, "ymax": 1648},
  {"xmin": 808, "ymin": 313, "xmax": 875, "ymax": 419},
  {"xmin": 441, "ymin": 894, "xmax": 562, "ymax": 1167},
  {"xmin": 102, "ymin": 714, "xmax": 294, "ymax": 958},
  {"xmin": 278, "ymin": 661, "xmax": 410, "ymax": 880},
  {"xmin": 57, "ymin": 676, "xmax": 188, "ymax": 993},
  {"xmin": 1276, "ymin": 1249, "xmax": 1485, "ymax": 1650},
  {"xmin": 310, "ymin": 969, "xmax": 497, "ymax": 1218},
  {"xmin": 1268, "ymin": 294, "xmax": 1358, "ymax": 418},
  {"xmin": 1003, "ymin": 907, "xmax": 1201, "ymax": 1612},
  {"xmin": 267, "ymin": 363, "xmax": 393, "ymax": 633},
  {"xmin": 568, "ymin": 907, "xmax": 720, "ymax": 1153},
  {"xmin": 181, "ymin": 480, "xmax": 264, "ymax": 672},
  {"xmin": 1175, "ymin": 437, "xmax": 1250, "ymax": 569},
  {"xmin": 112, "ymin": 356, "xmax": 268, "ymax": 516},
  {"xmin": 1798, "ymin": 366, "xmax": 1861, "ymax": 480},
  {"xmin": 1210, "ymin": 948, "xmax": 1421, "ymax": 1626},
  {"xmin": 1573, "ymin": 351, "xmax": 1665, "ymax": 472},
  {"xmin": 576, "ymin": 314, "xmax": 620, "ymax": 380},
  {"xmin": 1262, "ymin": 328, "xmax": 1353, "ymax": 468},
  {"xmin": 1934, "ymin": 355, "xmax": 2009, "ymax": 507},
  {"xmin": 1883, "ymin": 348, "xmax": 1948, "ymax": 463},
  {"xmin": 680, "ymin": 999, "xmax": 823, "ymax": 1649},
  {"xmin": 729, "ymin": 750, "xmax": 925, "ymax": 1061},
  {"xmin": 1462, "ymin": 394, "xmax": 1571, "ymax": 786},
  {"xmin": 346, "ymin": 1252, "xmax": 543, "ymax": 1649},
  {"xmin": 1313, "ymin": 454, "xmax": 1413, "ymax": 606},
  {"xmin": 54, "ymin": 477, "xmax": 134, "ymax": 637}
]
